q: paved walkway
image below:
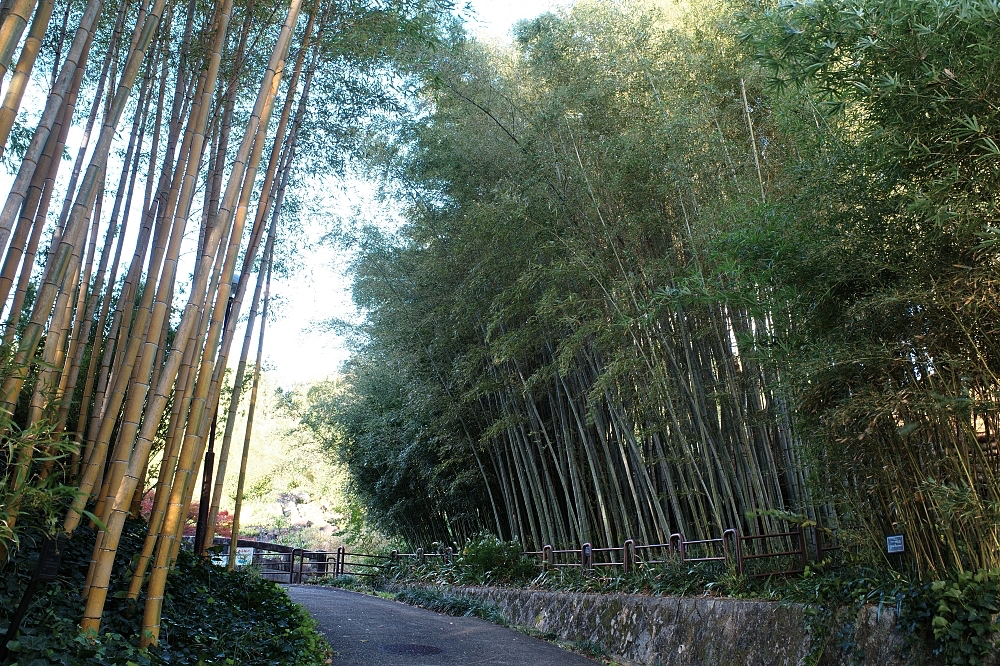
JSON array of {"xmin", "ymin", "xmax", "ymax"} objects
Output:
[{"xmin": 287, "ymin": 585, "xmax": 598, "ymax": 665}]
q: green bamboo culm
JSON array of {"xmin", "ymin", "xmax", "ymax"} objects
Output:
[{"xmin": 300, "ymin": 0, "xmax": 1000, "ymax": 577}]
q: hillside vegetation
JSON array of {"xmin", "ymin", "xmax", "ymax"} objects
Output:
[{"xmin": 303, "ymin": 0, "xmax": 1000, "ymax": 578}]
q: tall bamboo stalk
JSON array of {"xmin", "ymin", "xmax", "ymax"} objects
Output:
[
  {"xmin": 228, "ymin": 239, "xmax": 272, "ymax": 570},
  {"xmin": 0, "ymin": 0, "xmax": 52, "ymax": 158},
  {"xmin": 0, "ymin": 0, "xmax": 39, "ymax": 84},
  {"xmin": 76, "ymin": 0, "xmax": 303, "ymax": 638},
  {"xmin": 0, "ymin": 0, "xmax": 102, "ymax": 253},
  {"xmin": 204, "ymin": 11, "xmax": 319, "ymax": 546}
]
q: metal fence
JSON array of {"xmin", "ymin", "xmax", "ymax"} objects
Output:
[
  {"xmin": 206, "ymin": 539, "xmax": 396, "ymax": 583},
  {"xmin": 514, "ymin": 524, "xmax": 835, "ymax": 578}
]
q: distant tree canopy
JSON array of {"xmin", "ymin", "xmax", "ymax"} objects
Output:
[
  {"xmin": 301, "ymin": 0, "xmax": 1000, "ymax": 575},
  {"xmin": 0, "ymin": 0, "xmax": 454, "ymax": 650}
]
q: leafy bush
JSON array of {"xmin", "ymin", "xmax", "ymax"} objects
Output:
[
  {"xmin": 902, "ymin": 569, "xmax": 1000, "ymax": 665},
  {"xmin": 458, "ymin": 534, "xmax": 537, "ymax": 584},
  {"xmin": 0, "ymin": 521, "xmax": 332, "ymax": 665},
  {"xmin": 384, "ymin": 535, "xmax": 539, "ymax": 587}
]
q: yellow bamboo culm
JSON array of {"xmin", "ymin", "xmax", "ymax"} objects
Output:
[
  {"xmin": 0, "ymin": 0, "xmax": 40, "ymax": 85},
  {"xmin": 161, "ymin": 53, "xmax": 289, "ymax": 585},
  {"xmin": 0, "ymin": 0, "xmax": 102, "ymax": 253},
  {"xmin": 229, "ymin": 232, "xmax": 274, "ymax": 570},
  {"xmin": 74, "ymin": 0, "xmax": 235, "ymax": 632},
  {"xmin": 117, "ymin": 0, "xmax": 301, "ymax": 644},
  {"xmin": 0, "ymin": 0, "xmax": 53, "ymax": 159},
  {"xmin": 203, "ymin": 10, "xmax": 317, "ymax": 547}
]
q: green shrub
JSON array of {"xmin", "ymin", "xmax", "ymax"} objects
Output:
[
  {"xmin": 902, "ymin": 569, "xmax": 1000, "ymax": 665},
  {"xmin": 0, "ymin": 521, "xmax": 332, "ymax": 665},
  {"xmin": 457, "ymin": 534, "xmax": 537, "ymax": 584}
]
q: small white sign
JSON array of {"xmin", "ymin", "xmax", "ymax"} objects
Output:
[
  {"xmin": 210, "ymin": 547, "xmax": 255, "ymax": 567},
  {"xmin": 887, "ymin": 535, "xmax": 904, "ymax": 554}
]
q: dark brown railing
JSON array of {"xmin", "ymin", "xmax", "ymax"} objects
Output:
[
  {"xmin": 511, "ymin": 524, "xmax": 829, "ymax": 577},
  {"xmin": 217, "ymin": 523, "xmax": 838, "ymax": 583}
]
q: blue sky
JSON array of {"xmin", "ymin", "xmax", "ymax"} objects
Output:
[{"xmin": 265, "ymin": 0, "xmax": 568, "ymax": 387}]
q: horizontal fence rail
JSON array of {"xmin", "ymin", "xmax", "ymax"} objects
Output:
[
  {"xmin": 388, "ymin": 525, "xmax": 835, "ymax": 578},
  {"xmin": 215, "ymin": 524, "xmax": 839, "ymax": 583}
]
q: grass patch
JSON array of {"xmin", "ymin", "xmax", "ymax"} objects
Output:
[{"xmin": 393, "ymin": 587, "xmax": 508, "ymax": 625}]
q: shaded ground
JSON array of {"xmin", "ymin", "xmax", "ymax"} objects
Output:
[{"xmin": 286, "ymin": 585, "xmax": 598, "ymax": 665}]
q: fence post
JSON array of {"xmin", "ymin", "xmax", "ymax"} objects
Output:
[
  {"xmin": 623, "ymin": 539, "xmax": 634, "ymax": 573},
  {"xmin": 669, "ymin": 533, "xmax": 685, "ymax": 562},
  {"xmin": 417, "ymin": 547, "xmax": 424, "ymax": 563},
  {"xmin": 723, "ymin": 528, "xmax": 742, "ymax": 575},
  {"xmin": 581, "ymin": 542, "xmax": 592, "ymax": 570},
  {"xmin": 814, "ymin": 517, "xmax": 828, "ymax": 564},
  {"xmin": 543, "ymin": 544, "xmax": 553, "ymax": 572},
  {"xmin": 336, "ymin": 546, "xmax": 345, "ymax": 576},
  {"xmin": 445, "ymin": 547, "xmax": 453, "ymax": 564},
  {"xmin": 391, "ymin": 549, "xmax": 398, "ymax": 562},
  {"xmin": 797, "ymin": 524, "xmax": 807, "ymax": 572},
  {"xmin": 292, "ymin": 549, "xmax": 303, "ymax": 584}
]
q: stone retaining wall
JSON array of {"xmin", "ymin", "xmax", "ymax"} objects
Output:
[{"xmin": 401, "ymin": 586, "xmax": 971, "ymax": 665}]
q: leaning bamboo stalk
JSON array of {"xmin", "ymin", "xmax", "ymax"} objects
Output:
[
  {"xmin": 204, "ymin": 16, "xmax": 319, "ymax": 545},
  {"xmin": 61, "ymin": 13, "xmax": 189, "ymax": 534},
  {"xmin": 94, "ymin": 20, "xmax": 198, "ymax": 404},
  {"xmin": 165, "ymin": 19, "xmax": 299, "ymax": 556},
  {"xmin": 228, "ymin": 240, "xmax": 273, "ymax": 570},
  {"xmin": 0, "ymin": 0, "xmax": 160, "ymax": 415},
  {"xmin": 0, "ymin": 0, "xmax": 52, "ymax": 158},
  {"xmin": 45, "ymin": 0, "xmax": 71, "ymax": 87},
  {"xmin": 181, "ymin": 86, "xmax": 282, "ymax": 498},
  {"xmin": 0, "ymin": 0, "xmax": 102, "ymax": 254},
  {"xmin": 81, "ymin": 118, "xmax": 211, "ymax": 631},
  {"xmin": 0, "ymin": 108, "xmax": 67, "ymax": 335},
  {"xmin": 79, "ymin": 204, "xmax": 155, "ymax": 467},
  {"xmin": 71, "ymin": 167, "xmax": 178, "ymax": 530},
  {"xmin": 76, "ymin": 51, "xmax": 205, "ymax": 516},
  {"xmin": 164, "ymin": 47, "xmax": 289, "ymax": 568},
  {"xmin": 90, "ymin": 75, "xmax": 207, "ymax": 524},
  {"xmin": 0, "ymin": 0, "xmax": 39, "ymax": 84},
  {"xmin": 0, "ymin": 16, "xmax": 95, "ymax": 328},
  {"xmin": 81, "ymin": 60, "xmax": 187, "ymax": 460},
  {"xmin": 202, "ymin": 227, "xmax": 272, "ymax": 548},
  {"xmin": 58, "ymin": 56, "xmax": 158, "ymax": 438},
  {"xmin": 206, "ymin": 154, "xmax": 288, "ymax": 546},
  {"xmin": 204, "ymin": 7, "xmax": 253, "ymax": 237},
  {"xmin": 126, "ymin": 242, "xmax": 221, "ymax": 599},
  {"xmin": 70, "ymin": 57, "xmax": 157, "ymax": 457},
  {"xmin": 92, "ymin": 42, "xmax": 236, "ymax": 524},
  {"xmin": 154, "ymin": 139, "xmax": 235, "ymax": 562},
  {"xmin": 79, "ymin": 0, "xmax": 295, "ymax": 633},
  {"xmin": 56, "ymin": 186, "xmax": 104, "ymax": 408},
  {"xmin": 28, "ymin": 196, "xmax": 95, "ymax": 428},
  {"xmin": 45, "ymin": 0, "xmax": 132, "ymax": 252},
  {"xmin": 137, "ymin": 3, "xmax": 302, "ymax": 643}
]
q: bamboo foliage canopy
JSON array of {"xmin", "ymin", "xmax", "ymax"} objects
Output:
[
  {"xmin": 299, "ymin": 0, "xmax": 1000, "ymax": 578},
  {"xmin": 0, "ymin": 0, "xmax": 454, "ymax": 646},
  {"xmin": 4, "ymin": 0, "xmax": 1000, "ymax": 651}
]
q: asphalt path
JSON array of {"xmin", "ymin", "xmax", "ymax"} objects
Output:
[{"xmin": 286, "ymin": 585, "xmax": 598, "ymax": 665}]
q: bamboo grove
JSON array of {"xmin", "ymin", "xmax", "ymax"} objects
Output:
[
  {"xmin": 0, "ymin": 0, "xmax": 449, "ymax": 647},
  {"xmin": 305, "ymin": 0, "xmax": 1000, "ymax": 576}
]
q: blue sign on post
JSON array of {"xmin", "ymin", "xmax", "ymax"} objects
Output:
[{"xmin": 887, "ymin": 535, "xmax": 904, "ymax": 554}]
